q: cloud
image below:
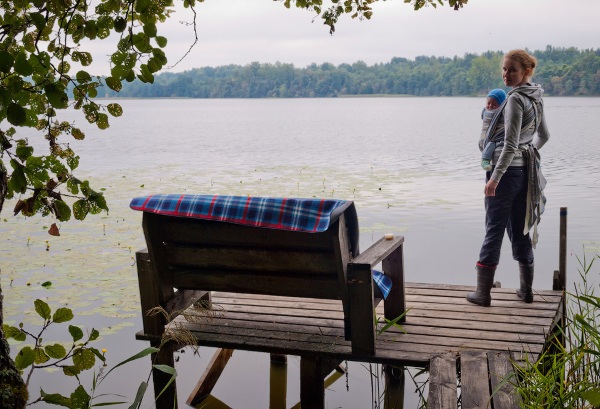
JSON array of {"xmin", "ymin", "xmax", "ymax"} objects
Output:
[{"xmin": 83, "ymin": 0, "xmax": 600, "ymax": 75}]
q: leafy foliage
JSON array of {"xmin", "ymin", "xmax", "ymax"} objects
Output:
[
  {"xmin": 513, "ymin": 253, "xmax": 600, "ymax": 408},
  {"xmin": 2, "ymin": 298, "xmax": 172, "ymax": 408},
  {"xmin": 95, "ymin": 47, "xmax": 600, "ymax": 99}
]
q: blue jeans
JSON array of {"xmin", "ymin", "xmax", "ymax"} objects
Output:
[{"xmin": 478, "ymin": 166, "xmax": 533, "ymax": 267}]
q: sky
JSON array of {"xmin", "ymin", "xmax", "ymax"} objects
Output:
[{"xmin": 88, "ymin": 0, "xmax": 600, "ymax": 75}]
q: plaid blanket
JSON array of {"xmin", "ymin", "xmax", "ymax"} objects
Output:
[
  {"xmin": 130, "ymin": 194, "xmax": 352, "ymax": 232},
  {"xmin": 130, "ymin": 194, "xmax": 392, "ymax": 299}
]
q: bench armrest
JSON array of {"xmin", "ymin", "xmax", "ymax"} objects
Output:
[{"xmin": 350, "ymin": 236, "xmax": 404, "ymax": 267}]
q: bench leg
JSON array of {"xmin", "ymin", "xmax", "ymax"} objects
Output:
[
  {"xmin": 347, "ymin": 263, "xmax": 376, "ymax": 355},
  {"xmin": 383, "ymin": 244, "xmax": 406, "ymax": 323}
]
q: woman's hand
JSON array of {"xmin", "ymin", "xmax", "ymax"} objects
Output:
[{"xmin": 485, "ymin": 179, "xmax": 499, "ymax": 196}]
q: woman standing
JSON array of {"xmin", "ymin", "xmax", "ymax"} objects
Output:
[{"xmin": 467, "ymin": 49, "xmax": 550, "ymax": 307}]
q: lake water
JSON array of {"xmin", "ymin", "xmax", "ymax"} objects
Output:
[{"xmin": 2, "ymin": 97, "xmax": 599, "ymax": 408}]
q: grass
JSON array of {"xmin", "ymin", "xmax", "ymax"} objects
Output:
[{"xmin": 511, "ymin": 251, "xmax": 600, "ymax": 408}]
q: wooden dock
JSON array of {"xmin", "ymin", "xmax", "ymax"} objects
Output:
[{"xmin": 137, "ymin": 282, "xmax": 564, "ymax": 408}]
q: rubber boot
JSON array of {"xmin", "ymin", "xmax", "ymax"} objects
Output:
[
  {"xmin": 516, "ymin": 262, "xmax": 534, "ymax": 303},
  {"xmin": 466, "ymin": 263, "xmax": 496, "ymax": 307}
]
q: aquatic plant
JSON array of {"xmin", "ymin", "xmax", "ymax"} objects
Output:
[
  {"xmin": 512, "ymin": 251, "xmax": 600, "ymax": 408},
  {"xmin": 3, "ymin": 298, "xmax": 176, "ymax": 408}
]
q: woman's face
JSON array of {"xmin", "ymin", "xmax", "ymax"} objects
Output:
[{"xmin": 502, "ymin": 57, "xmax": 530, "ymax": 88}]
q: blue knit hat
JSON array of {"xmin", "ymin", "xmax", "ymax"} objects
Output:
[{"xmin": 487, "ymin": 88, "xmax": 507, "ymax": 105}]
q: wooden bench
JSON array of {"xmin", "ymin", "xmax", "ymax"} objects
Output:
[{"xmin": 132, "ymin": 194, "xmax": 406, "ymax": 406}]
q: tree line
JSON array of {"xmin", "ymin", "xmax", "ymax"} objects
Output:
[{"xmin": 96, "ymin": 46, "xmax": 600, "ymax": 98}]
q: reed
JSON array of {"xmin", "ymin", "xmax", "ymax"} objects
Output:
[{"xmin": 512, "ymin": 251, "xmax": 600, "ymax": 408}]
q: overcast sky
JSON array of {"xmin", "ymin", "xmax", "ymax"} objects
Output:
[{"xmin": 89, "ymin": 0, "xmax": 599, "ymax": 74}]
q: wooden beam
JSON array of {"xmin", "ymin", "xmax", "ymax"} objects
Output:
[
  {"xmin": 488, "ymin": 351, "xmax": 520, "ymax": 409},
  {"xmin": 460, "ymin": 350, "xmax": 491, "ymax": 409},
  {"xmin": 186, "ymin": 348, "xmax": 234, "ymax": 406},
  {"xmin": 428, "ymin": 354, "xmax": 457, "ymax": 409}
]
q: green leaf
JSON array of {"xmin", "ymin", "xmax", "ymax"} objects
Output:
[
  {"xmin": 0, "ymin": 50, "xmax": 14, "ymax": 73},
  {"xmin": 73, "ymin": 199, "xmax": 90, "ymax": 220},
  {"xmin": 34, "ymin": 299, "xmax": 52, "ymax": 320},
  {"xmin": 8, "ymin": 162, "xmax": 27, "ymax": 194},
  {"xmin": 14, "ymin": 52, "xmax": 34, "ymax": 76},
  {"xmin": 104, "ymin": 347, "xmax": 159, "ymax": 378},
  {"xmin": 76, "ymin": 70, "xmax": 92, "ymax": 83},
  {"xmin": 73, "ymin": 348, "xmax": 96, "ymax": 371},
  {"xmin": 135, "ymin": 0, "xmax": 151, "ymax": 13},
  {"xmin": 69, "ymin": 324, "xmax": 84, "ymax": 342},
  {"xmin": 45, "ymin": 343, "xmax": 68, "ymax": 359},
  {"xmin": 89, "ymin": 328, "xmax": 100, "ymax": 341},
  {"xmin": 582, "ymin": 388, "xmax": 600, "ymax": 405},
  {"xmin": 105, "ymin": 76, "xmax": 122, "ymax": 92},
  {"xmin": 7, "ymin": 103, "xmax": 26, "ymax": 126},
  {"xmin": 107, "ymin": 103, "xmax": 123, "ymax": 117},
  {"xmin": 3, "ymin": 325, "xmax": 26, "ymax": 342},
  {"xmin": 143, "ymin": 23, "xmax": 157, "ymax": 37},
  {"xmin": 41, "ymin": 281, "xmax": 52, "ymax": 288},
  {"xmin": 15, "ymin": 145, "xmax": 34, "ymax": 161},
  {"xmin": 53, "ymin": 307, "xmax": 74, "ymax": 323},
  {"xmin": 15, "ymin": 346, "xmax": 35, "ymax": 369},
  {"xmin": 41, "ymin": 389, "xmax": 71, "ymax": 406},
  {"xmin": 96, "ymin": 113, "xmax": 110, "ymax": 130},
  {"xmin": 67, "ymin": 178, "xmax": 80, "ymax": 194},
  {"xmin": 155, "ymin": 36, "xmax": 168, "ymax": 48},
  {"xmin": 44, "ymin": 83, "xmax": 69, "ymax": 109},
  {"xmin": 71, "ymin": 385, "xmax": 91, "ymax": 408},
  {"xmin": 128, "ymin": 382, "xmax": 149, "ymax": 409},
  {"xmin": 63, "ymin": 365, "xmax": 81, "ymax": 377},
  {"xmin": 54, "ymin": 199, "xmax": 72, "ymax": 222},
  {"xmin": 34, "ymin": 346, "xmax": 50, "ymax": 364}
]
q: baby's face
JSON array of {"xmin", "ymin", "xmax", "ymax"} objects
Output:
[{"xmin": 486, "ymin": 97, "xmax": 500, "ymax": 110}]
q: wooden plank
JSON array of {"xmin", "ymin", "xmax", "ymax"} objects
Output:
[
  {"xmin": 460, "ymin": 350, "xmax": 491, "ymax": 409},
  {"xmin": 165, "ymin": 243, "xmax": 337, "ymax": 274},
  {"xmin": 383, "ymin": 243, "xmax": 406, "ymax": 323},
  {"xmin": 187, "ymin": 348, "xmax": 234, "ymax": 406},
  {"xmin": 428, "ymin": 354, "xmax": 457, "ymax": 409},
  {"xmin": 488, "ymin": 351, "xmax": 520, "ymax": 409},
  {"xmin": 153, "ymin": 213, "xmax": 334, "ymax": 250},
  {"xmin": 352, "ymin": 236, "xmax": 404, "ymax": 265},
  {"xmin": 171, "ymin": 270, "xmax": 340, "ymax": 299}
]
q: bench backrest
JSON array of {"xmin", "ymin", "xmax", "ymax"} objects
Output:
[{"xmin": 142, "ymin": 210, "xmax": 354, "ymax": 301}]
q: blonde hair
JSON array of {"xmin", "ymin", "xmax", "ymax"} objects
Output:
[{"xmin": 505, "ymin": 49, "xmax": 537, "ymax": 79}]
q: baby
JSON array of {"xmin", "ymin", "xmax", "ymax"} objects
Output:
[{"xmin": 479, "ymin": 88, "xmax": 507, "ymax": 171}]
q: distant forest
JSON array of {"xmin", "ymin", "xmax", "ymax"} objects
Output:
[{"xmin": 98, "ymin": 46, "xmax": 600, "ymax": 98}]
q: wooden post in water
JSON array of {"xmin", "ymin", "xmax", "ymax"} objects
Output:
[{"xmin": 559, "ymin": 207, "xmax": 567, "ymax": 291}]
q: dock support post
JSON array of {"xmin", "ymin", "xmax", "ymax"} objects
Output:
[
  {"xmin": 384, "ymin": 365, "xmax": 405, "ymax": 409},
  {"xmin": 270, "ymin": 354, "xmax": 287, "ymax": 409},
  {"xmin": 300, "ymin": 356, "xmax": 326, "ymax": 409},
  {"xmin": 151, "ymin": 340, "xmax": 177, "ymax": 409}
]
